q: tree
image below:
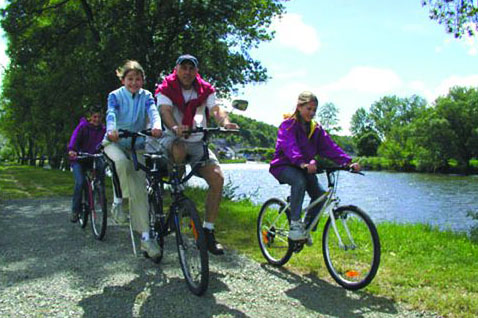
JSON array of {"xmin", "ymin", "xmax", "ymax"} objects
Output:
[
  {"xmin": 317, "ymin": 102, "xmax": 341, "ymax": 133},
  {"xmin": 422, "ymin": 0, "xmax": 478, "ymax": 38},
  {"xmin": 350, "ymin": 107, "xmax": 374, "ymax": 136},
  {"xmin": 369, "ymin": 95, "xmax": 427, "ymax": 140},
  {"xmin": 432, "ymin": 86, "xmax": 478, "ymax": 171},
  {"xmin": 356, "ymin": 131, "xmax": 381, "ymax": 157},
  {"xmin": 0, "ymin": 0, "xmax": 286, "ymax": 166}
]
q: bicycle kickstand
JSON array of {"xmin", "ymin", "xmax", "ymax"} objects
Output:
[{"xmin": 128, "ymin": 219, "xmax": 138, "ymax": 257}]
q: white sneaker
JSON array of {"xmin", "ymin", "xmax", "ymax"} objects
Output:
[
  {"xmin": 289, "ymin": 221, "xmax": 307, "ymax": 241},
  {"xmin": 141, "ymin": 239, "xmax": 161, "ymax": 258},
  {"xmin": 112, "ymin": 202, "xmax": 128, "ymax": 224}
]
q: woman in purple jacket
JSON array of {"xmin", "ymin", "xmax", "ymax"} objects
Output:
[
  {"xmin": 269, "ymin": 91, "xmax": 360, "ymax": 241},
  {"xmin": 67, "ymin": 105, "xmax": 106, "ymax": 223}
]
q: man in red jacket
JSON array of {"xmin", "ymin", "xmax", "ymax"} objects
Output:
[{"xmin": 154, "ymin": 54, "xmax": 238, "ymax": 255}]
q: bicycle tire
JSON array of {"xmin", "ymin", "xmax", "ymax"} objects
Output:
[
  {"xmin": 174, "ymin": 198, "xmax": 209, "ymax": 296},
  {"xmin": 78, "ymin": 184, "xmax": 89, "ymax": 228},
  {"xmin": 257, "ymin": 198, "xmax": 294, "ymax": 266},
  {"xmin": 147, "ymin": 189, "xmax": 164, "ymax": 263},
  {"xmin": 90, "ymin": 180, "xmax": 107, "ymax": 240},
  {"xmin": 322, "ymin": 205, "xmax": 381, "ymax": 290}
]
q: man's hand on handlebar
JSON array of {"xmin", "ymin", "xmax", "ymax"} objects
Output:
[
  {"xmin": 224, "ymin": 123, "xmax": 239, "ymax": 130},
  {"xmin": 172, "ymin": 125, "xmax": 190, "ymax": 137}
]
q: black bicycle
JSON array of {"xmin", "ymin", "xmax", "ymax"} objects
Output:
[
  {"xmin": 118, "ymin": 127, "xmax": 236, "ymax": 295},
  {"xmin": 76, "ymin": 152, "xmax": 108, "ymax": 240}
]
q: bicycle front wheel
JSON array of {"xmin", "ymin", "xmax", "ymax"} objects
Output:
[
  {"xmin": 175, "ymin": 198, "xmax": 209, "ymax": 296},
  {"xmin": 257, "ymin": 198, "xmax": 293, "ymax": 266},
  {"xmin": 148, "ymin": 189, "xmax": 164, "ymax": 264},
  {"xmin": 90, "ymin": 181, "xmax": 107, "ymax": 240},
  {"xmin": 79, "ymin": 184, "xmax": 89, "ymax": 228},
  {"xmin": 322, "ymin": 205, "xmax": 381, "ymax": 290}
]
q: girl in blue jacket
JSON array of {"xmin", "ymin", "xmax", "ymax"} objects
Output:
[{"xmin": 102, "ymin": 60, "xmax": 163, "ymax": 259}]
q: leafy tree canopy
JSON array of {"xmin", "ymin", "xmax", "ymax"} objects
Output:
[
  {"xmin": 422, "ymin": 0, "xmax": 478, "ymax": 37},
  {"xmin": 0, "ymin": 0, "xmax": 287, "ymax": 167}
]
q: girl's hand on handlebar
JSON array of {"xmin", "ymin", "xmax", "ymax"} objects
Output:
[
  {"xmin": 68, "ymin": 150, "xmax": 77, "ymax": 159},
  {"xmin": 151, "ymin": 128, "xmax": 163, "ymax": 138},
  {"xmin": 107, "ymin": 130, "xmax": 119, "ymax": 142},
  {"xmin": 300, "ymin": 161, "xmax": 317, "ymax": 174},
  {"xmin": 306, "ymin": 162, "xmax": 317, "ymax": 174},
  {"xmin": 349, "ymin": 162, "xmax": 361, "ymax": 172}
]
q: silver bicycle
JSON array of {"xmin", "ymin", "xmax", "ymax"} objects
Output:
[{"xmin": 257, "ymin": 167, "xmax": 381, "ymax": 290}]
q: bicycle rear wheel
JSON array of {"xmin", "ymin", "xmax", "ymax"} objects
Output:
[
  {"xmin": 322, "ymin": 205, "xmax": 381, "ymax": 290},
  {"xmin": 257, "ymin": 198, "xmax": 293, "ymax": 266},
  {"xmin": 90, "ymin": 181, "xmax": 107, "ymax": 240},
  {"xmin": 79, "ymin": 184, "xmax": 89, "ymax": 228},
  {"xmin": 174, "ymin": 198, "xmax": 209, "ymax": 296}
]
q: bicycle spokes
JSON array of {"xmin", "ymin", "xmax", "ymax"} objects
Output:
[
  {"xmin": 322, "ymin": 206, "xmax": 380, "ymax": 290},
  {"xmin": 257, "ymin": 198, "xmax": 294, "ymax": 266}
]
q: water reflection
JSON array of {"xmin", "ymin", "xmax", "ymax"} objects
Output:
[{"xmin": 187, "ymin": 163, "xmax": 478, "ymax": 232}]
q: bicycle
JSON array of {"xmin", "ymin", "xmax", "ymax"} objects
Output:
[
  {"xmin": 75, "ymin": 152, "xmax": 108, "ymax": 240},
  {"xmin": 257, "ymin": 167, "xmax": 381, "ymax": 290},
  {"xmin": 118, "ymin": 126, "xmax": 238, "ymax": 295}
]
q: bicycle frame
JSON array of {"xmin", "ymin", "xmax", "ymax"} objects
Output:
[{"xmin": 277, "ymin": 168, "xmax": 354, "ymax": 249}]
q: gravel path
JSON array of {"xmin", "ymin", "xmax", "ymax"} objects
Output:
[{"xmin": 0, "ymin": 197, "xmax": 442, "ymax": 318}]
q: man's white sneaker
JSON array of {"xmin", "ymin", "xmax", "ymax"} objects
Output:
[
  {"xmin": 112, "ymin": 202, "xmax": 128, "ymax": 224},
  {"xmin": 289, "ymin": 221, "xmax": 307, "ymax": 241}
]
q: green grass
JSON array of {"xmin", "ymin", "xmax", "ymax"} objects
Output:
[{"xmin": 2, "ymin": 164, "xmax": 477, "ymax": 318}]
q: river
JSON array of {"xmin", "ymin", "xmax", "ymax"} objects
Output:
[{"xmin": 187, "ymin": 162, "xmax": 478, "ymax": 233}]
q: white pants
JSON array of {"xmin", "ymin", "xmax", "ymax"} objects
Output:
[{"xmin": 103, "ymin": 143, "xmax": 149, "ymax": 233}]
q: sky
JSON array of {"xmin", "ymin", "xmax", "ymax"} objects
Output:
[{"xmin": 1, "ymin": 0, "xmax": 478, "ymax": 135}]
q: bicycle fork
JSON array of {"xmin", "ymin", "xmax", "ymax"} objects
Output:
[{"xmin": 328, "ymin": 207, "xmax": 356, "ymax": 250}]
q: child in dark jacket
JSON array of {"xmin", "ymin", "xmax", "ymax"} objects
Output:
[{"xmin": 67, "ymin": 105, "xmax": 106, "ymax": 222}]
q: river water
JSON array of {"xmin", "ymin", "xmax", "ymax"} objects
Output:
[{"xmin": 187, "ymin": 162, "xmax": 478, "ymax": 233}]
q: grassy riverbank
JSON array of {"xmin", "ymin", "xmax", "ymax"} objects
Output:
[{"xmin": 1, "ymin": 164, "xmax": 477, "ymax": 318}]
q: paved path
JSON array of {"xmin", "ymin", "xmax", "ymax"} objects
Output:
[{"xmin": 0, "ymin": 198, "xmax": 442, "ymax": 318}]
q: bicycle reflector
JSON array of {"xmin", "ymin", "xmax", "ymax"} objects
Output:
[
  {"xmin": 190, "ymin": 220, "xmax": 198, "ymax": 241},
  {"xmin": 345, "ymin": 270, "xmax": 360, "ymax": 278},
  {"xmin": 262, "ymin": 230, "xmax": 270, "ymax": 244}
]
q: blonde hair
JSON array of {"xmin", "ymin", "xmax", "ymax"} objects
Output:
[{"xmin": 116, "ymin": 60, "xmax": 146, "ymax": 80}]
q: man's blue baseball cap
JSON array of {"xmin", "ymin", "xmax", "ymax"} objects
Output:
[{"xmin": 176, "ymin": 54, "xmax": 198, "ymax": 68}]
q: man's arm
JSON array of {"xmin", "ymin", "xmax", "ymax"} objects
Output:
[
  {"xmin": 211, "ymin": 105, "xmax": 239, "ymax": 129},
  {"xmin": 160, "ymin": 105, "xmax": 188, "ymax": 135}
]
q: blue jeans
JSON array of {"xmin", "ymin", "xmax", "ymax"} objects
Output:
[
  {"xmin": 71, "ymin": 159, "xmax": 105, "ymax": 213},
  {"xmin": 276, "ymin": 166, "xmax": 325, "ymax": 222}
]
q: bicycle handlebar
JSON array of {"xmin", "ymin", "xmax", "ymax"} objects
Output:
[
  {"xmin": 300, "ymin": 165, "xmax": 364, "ymax": 176},
  {"xmin": 322, "ymin": 166, "xmax": 364, "ymax": 175},
  {"xmin": 118, "ymin": 128, "xmax": 152, "ymax": 139},
  {"xmin": 76, "ymin": 152, "xmax": 104, "ymax": 160}
]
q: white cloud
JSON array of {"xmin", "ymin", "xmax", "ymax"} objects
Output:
[
  {"xmin": 429, "ymin": 75, "xmax": 478, "ymax": 101},
  {"xmin": 271, "ymin": 13, "xmax": 320, "ymax": 55},
  {"xmin": 319, "ymin": 66, "xmax": 403, "ymax": 94}
]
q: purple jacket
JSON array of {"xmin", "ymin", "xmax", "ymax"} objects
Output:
[
  {"xmin": 269, "ymin": 118, "xmax": 351, "ymax": 179},
  {"xmin": 68, "ymin": 117, "xmax": 106, "ymax": 162}
]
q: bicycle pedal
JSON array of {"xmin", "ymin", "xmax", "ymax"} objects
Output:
[{"xmin": 292, "ymin": 241, "xmax": 305, "ymax": 253}]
